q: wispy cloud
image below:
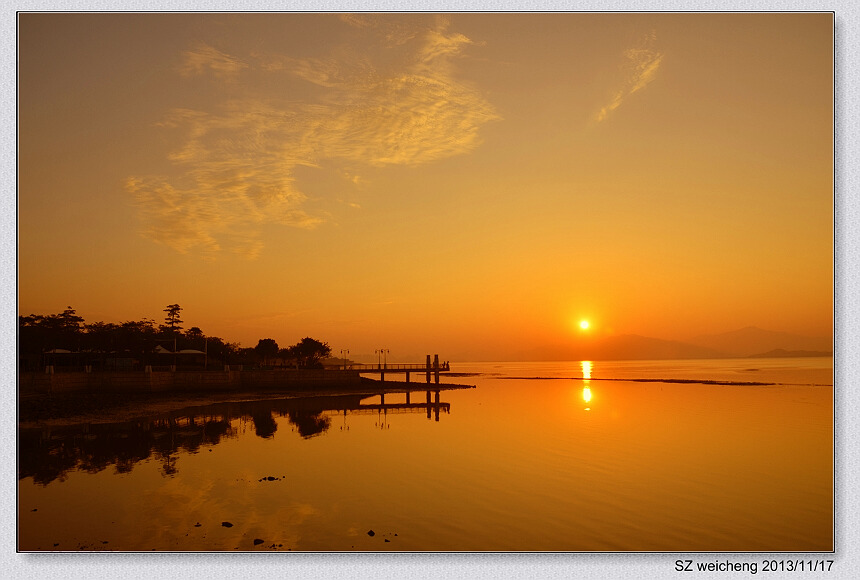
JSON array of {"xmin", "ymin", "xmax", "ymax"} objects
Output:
[
  {"xmin": 128, "ymin": 102, "xmax": 323, "ymax": 260},
  {"xmin": 178, "ymin": 42, "xmax": 248, "ymax": 79},
  {"xmin": 338, "ymin": 13, "xmax": 420, "ymax": 47},
  {"xmin": 129, "ymin": 18, "xmax": 498, "ymax": 259},
  {"xmin": 596, "ymin": 32, "xmax": 664, "ymax": 122}
]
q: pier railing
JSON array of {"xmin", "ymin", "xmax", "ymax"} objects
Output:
[
  {"xmin": 347, "ymin": 362, "xmax": 450, "ymax": 371},
  {"xmin": 338, "ymin": 355, "xmax": 449, "ymax": 385}
]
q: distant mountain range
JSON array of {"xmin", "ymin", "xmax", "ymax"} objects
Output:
[
  {"xmin": 686, "ymin": 326, "xmax": 832, "ymax": 358},
  {"xmin": 499, "ymin": 326, "xmax": 832, "ymax": 362},
  {"xmin": 580, "ymin": 334, "xmax": 726, "ymax": 361},
  {"xmin": 747, "ymin": 348, "xmax": 833, "ymax": 358}
]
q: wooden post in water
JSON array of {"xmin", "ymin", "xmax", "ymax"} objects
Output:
[
  {"xmin": 405, "ymin": 371, "xmax": 410, "ymax": 383},
  {"xmin": 426, "ymin": 390, "xmax": 431, "ymax": 419},
  {"xmin": 434, "ymin": 390, "xmax": 441, "ymax": 421},
  {"xmin": 434, "ymin": 354, "xmax": 440, "ymax": 384},
  {"xmin": 426, "ymin": 355, "xmax": 431, "ymax": 383},
  {"xmin": 406, "ymin": 391, "xmax": 411, "ymax": 404}
]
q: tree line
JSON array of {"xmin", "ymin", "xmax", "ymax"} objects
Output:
[{"xmin": 19, "ymin": 304, "xmax": 332, "ymax": 371}]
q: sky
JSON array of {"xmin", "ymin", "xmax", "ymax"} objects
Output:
[{"xmin": 18, "ymin": 12, "xmax": 833, "ymax": 361}]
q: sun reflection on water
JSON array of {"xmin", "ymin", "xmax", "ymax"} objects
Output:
[{"xmin": 580, "ymin": 361, "xmax": 593, "ymax": 410}]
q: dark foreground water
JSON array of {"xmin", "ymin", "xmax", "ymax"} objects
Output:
[{"xmin": 18, "ymin": 358, "xmax": 832, "ymax": 551}]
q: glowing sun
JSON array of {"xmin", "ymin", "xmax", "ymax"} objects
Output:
[{"xmin": 579, "ymin": 320, "xmax": 590, "ymax": 330}]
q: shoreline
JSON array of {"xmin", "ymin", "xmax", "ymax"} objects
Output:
[{"xmin": 18, "ymin": 377, "xmax": 475, "ymax": 429}]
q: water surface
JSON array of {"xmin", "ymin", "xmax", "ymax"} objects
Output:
[{"xmin": 18, "ymin": 358, "xmax": 833, "ymax": 551}]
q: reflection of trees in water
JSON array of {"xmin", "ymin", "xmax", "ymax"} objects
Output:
[
  {"xmin": 19, "ymin": 416, "xmax": 235, "ymax": 486},
  {"xmin": 252, "ymin": 411, "xmax": 278, "ymax": 439},
  {"xmin": 248, "ymin": 398, "xmax": 334, "ymax": 438},
  {"xmin": 286, "ymin": 409, "xmax": 330, "ymax": 438},
  {"xmin": 18, "ymin": 425, "xmax": 157, "ymax": 486},
  {"xmin": 17, "ymin": 397, "xmax": 346, "ymax": 484},
  {"xmin": 19, "ymin": 392, "xmax": 447, "ymax": 484}
]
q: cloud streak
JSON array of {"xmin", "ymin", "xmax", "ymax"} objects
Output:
[
  {"xmin": 129, "ymin": 19, "xmax": 498, "ymax": 258},
  {"xmin": 596, "ymin": 32, "xmax": 664, "ymax": 122},
  {"xmin": 178, "ymin": 42, "xmax": 248, "ymax": 79},
  {"xmin": 128, "ymin": 102, "xmax": 322, "ymax": 259}
]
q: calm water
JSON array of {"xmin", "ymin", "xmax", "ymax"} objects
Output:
[{"xmin": 18, "ymin": 358, "xmax": 833, "ymax": 551}]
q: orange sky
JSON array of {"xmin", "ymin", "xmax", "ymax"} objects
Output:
[{"xmin": 18, "ymin": 13, "xmax": 833, "ymax": 360}]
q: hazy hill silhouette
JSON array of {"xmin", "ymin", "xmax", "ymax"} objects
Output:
[
  {"xmin": 747, "ymin": 348, "xmax": 833, "ymax": 358},
  {"xmin": 582, "ymin": 334, "xmax": 727, "ymax": 361},
  {"xmin": 686, "ymin": 326, "xmax": 832, "ymax": 357},
  {"xmin": 494, "ymin": 326, "xmax": 831, "ymax": 362},
  {"xmin": 502, "ymin": 334, "xmax": 727, "ymax": 362}
]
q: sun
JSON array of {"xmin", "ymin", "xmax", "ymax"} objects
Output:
[{"xmin": 579, "ymin": 320, "xmax": 590, "ymax": 330}]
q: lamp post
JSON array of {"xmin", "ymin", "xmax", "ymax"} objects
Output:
[
  {"xmin": 340, "ymin": 349, "xmax": 349, "ymax": 371},
  {"xmin": 375, "ymin": 348, "xmax": 390, "ymax": 383},
  {"xmin": 375, "ymin": 348, "xmax": 389, "ymax": 370}
]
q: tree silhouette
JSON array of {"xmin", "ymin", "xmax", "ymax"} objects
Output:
[
  {"xmin": 288, "ymin": 337, "xmax": 332, "ymax": 369},
  {"xmin": 19, "ymin": 305, "xmax": 335, "ymax": 373},
  {"xmin": 254, "ymin": 338, "xmax": 279, "ymax": 366},
  {"xmin": 19, "ymin": 307, "xmax": 86, "ymax": 369},
  {"xmin": 205, "ymin": 337, "xmax": 240, "ymax": 367},
  {"xmin": 83, "ymin": 321, "xmax": 119, "ymax": 368},
  {"xmin": 162, "ymin": 304, "xmax": 183, "ymax": 334},
  {"xmin": 58, "ymin": 306, "xmax": 84, "ymax": 331},
  {"xmin": 185, "ymin": 326, "xmax": 203, "ymax": 339}
]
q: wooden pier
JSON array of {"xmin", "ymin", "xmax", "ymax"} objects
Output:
[{"xmin": 345, "ymin": 354, "xmax": 450, "ymax": 384}]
